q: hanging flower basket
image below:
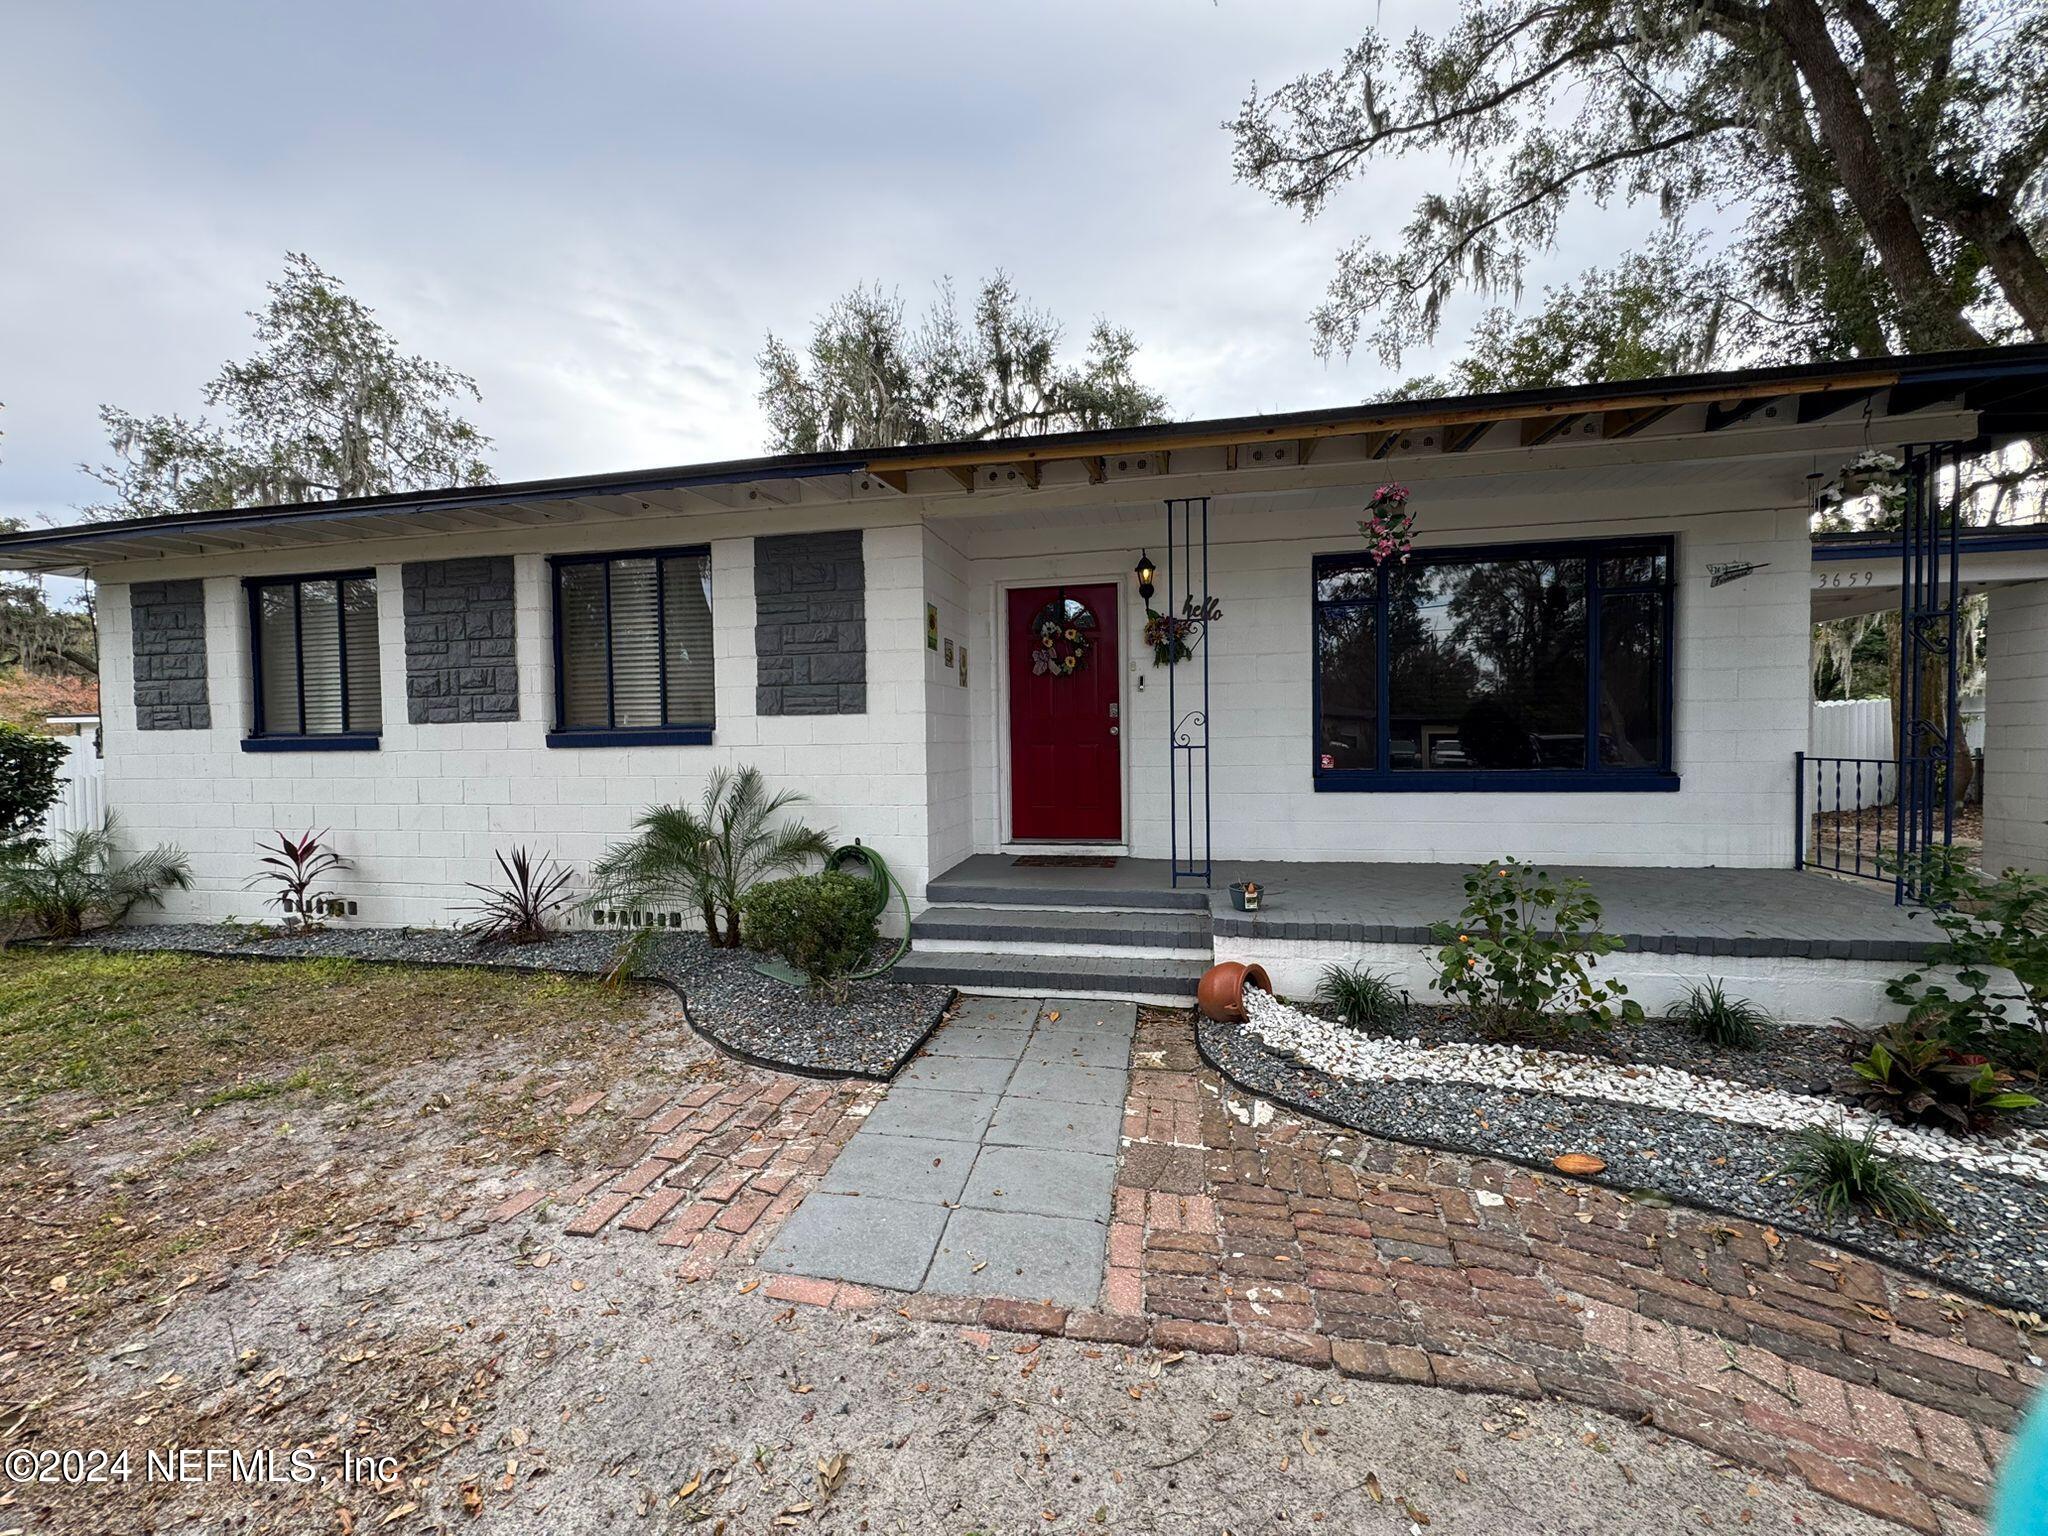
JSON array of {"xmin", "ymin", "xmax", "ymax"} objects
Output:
[
  {"xmin": 1821, "ymin": 450, "xmax": 1908, "ymax": 518},
  {"xmin": 1143, "ymin": 595, "xmax": 1220, "ymax": 667},
  {"xmin": 1359, "ymin": 483, "xmax": 1415, "ymax": 566}
]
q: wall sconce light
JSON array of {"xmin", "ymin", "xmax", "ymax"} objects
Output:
[{"xmin": 1135, "ymin": 551, "xmax": 1156, "ymax": 602}]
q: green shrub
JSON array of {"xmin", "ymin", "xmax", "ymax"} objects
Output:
[
  {"xmin": 1428, "ymin": 858, "xmax": 1641, "ymax": 1038},
  {"xmin": 1667, "ymin": 978, "xmax": 1770, "ymax": 1050},
  {"xmin": 1785, "ymin": 1124, "xmax": 1946, "ymax": 1232},
  {"xmin": 1313, "ymin": 963, "xmax": 1404, "ymax": 1032},
  {"xmin": 1849, "ymin": 1021, "xmax": 2038, "ymax": 1136},
  {"xmin": 1884, "ymin": 847, "xmax": 2047, "ymax": 1079},
  {"xmin": 0, "ymin": 816, "xmax": 193, "ymax": 939},
  {"xmin": 740, "ymin": 872, "xmax": 878, "ymax": 994},
  {"xmin": 0, "ymin": 724, "xmax": 67, "ymax": 853}
]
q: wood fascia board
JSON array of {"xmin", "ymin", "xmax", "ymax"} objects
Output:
[
  {"xmin": 1443, "ymin": 420, "xmax": 1491, "ymax": 453},
  {"xmin": 859, "ymin": 369, "xmax": 1910, "ymax": 476}
]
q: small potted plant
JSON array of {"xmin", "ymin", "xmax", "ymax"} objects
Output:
[{"xmin": 1229, "ymin": 879, "xmax": 1262, "ymax": 912}]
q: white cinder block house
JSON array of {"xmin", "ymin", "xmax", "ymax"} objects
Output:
[{"xmin": 7, "ymin": 347, "xmax": 2048, "ymax": 1019}]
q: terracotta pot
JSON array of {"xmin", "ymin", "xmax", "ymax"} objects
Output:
[{"xmin": 1198, "ymin": 960, "xmax": 1272, "ymax": 1023}]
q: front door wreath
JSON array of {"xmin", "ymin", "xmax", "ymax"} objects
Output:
[{"xmin": 1031, "ymin": 598, "xmax": 1095, "ymax": 677}]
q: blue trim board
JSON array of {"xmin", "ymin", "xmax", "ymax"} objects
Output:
[
  {"xmin": 545, "ymin": 726, "xmax": 713, "ymax": 749},
  {"xmin": 242, "ymin": 734, "xmax": 381, "ymax": 753}
]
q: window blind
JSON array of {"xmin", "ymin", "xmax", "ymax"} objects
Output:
[
  {"xmin": 552, "ymin": 548, "xmax": 715, "ymax": 734},
  {"xmin": 250, "ymin": 573, "xmax": 381, "ymax": 738}
]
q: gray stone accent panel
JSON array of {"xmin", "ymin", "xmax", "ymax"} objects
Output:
[
  {"xmin": 402, "ymin": 557, "xmax": 519, "ymax": 723},
  {"xmin": 754, "ymin": 530, "xmax": 865, "ymax": 715},
  {"xmin": 130, "ymin": 580, "xmax": 211, "ymax": 730}
]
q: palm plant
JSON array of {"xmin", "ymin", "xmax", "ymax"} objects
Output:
[
  {"xmin": 586, "ymin": 767, "xmax": 832, "ymax": 947},
  {"xmin": 0, "ymin": 816, "xmax": 193, "ymax": 939}
]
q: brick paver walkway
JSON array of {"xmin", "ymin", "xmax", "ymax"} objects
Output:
[
  {"xmin": 511, "ymin": 1007, "xmax": 2041, "ymax": 1533},
  {"xmin": 486, "ymin": 1066, "xmax": 883, "ymax": 1277}
]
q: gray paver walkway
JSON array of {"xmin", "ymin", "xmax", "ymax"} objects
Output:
[{"xmin": 760, "ymin": 996, "xmax": 1135, "ymax": 1305}]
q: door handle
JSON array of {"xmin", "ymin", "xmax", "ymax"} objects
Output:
[{"xmin": 1110, "ymin": 725, "xmax": 1119, "ymax": 736}]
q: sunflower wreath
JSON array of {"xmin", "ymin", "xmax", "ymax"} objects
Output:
[{"xmin": 1031, "ymin": 613, "xmax": 1093, "ymax": 677}]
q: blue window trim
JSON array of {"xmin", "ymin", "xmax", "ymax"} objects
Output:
[
  {"xmin": 548, "ymin": 545, "xmax": 714, "ymax": 747},
  {"xmin": 242, "ymin": 733, "xmax": 381, "ymax": 754},
  {"xmin": 546, "ymin": 726, "xmax": 714, "ymax": 749},
  {"xmin": 1310, "ymin": 534, "xmax": 1678, "ymax": 793},
  {"xmin": 243, "ymin": 569, "xmax": 382, "ymax": 748}
]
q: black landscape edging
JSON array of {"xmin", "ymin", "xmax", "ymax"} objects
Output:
[{"xmin": 42, "ymin": 926, "xmax": 950, "ymax": 1083}]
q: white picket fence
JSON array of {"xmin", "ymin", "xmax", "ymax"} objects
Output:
[{"xmin": 38, "ymin": 723, "xmax": 105, "ymax": 841}]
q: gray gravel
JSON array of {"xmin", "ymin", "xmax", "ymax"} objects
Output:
[
  {"xmin": 1201, "ymin": 1014, "xmax": 2048, "ymax": 1315},
  {"xmin": 63, "ymin": 922, "xmax": 953, "ymax": 1079}
]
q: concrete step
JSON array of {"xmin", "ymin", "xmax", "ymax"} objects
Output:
[
  {"xmin": 911, "ymin": 904, "xmax": 1213, "ymax": 958},
  {"xmin": 892, "ymin": 949, "xmax": 1208, "ymax": 1005},
  {"xmin": 923, "ymin": 876, "xmax": 1209, "ymax": 912}
]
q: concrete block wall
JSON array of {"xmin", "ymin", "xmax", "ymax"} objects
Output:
[
  {"xmin": 1983, "ymin": 579, "xmax": 2048, "ymax": 875},
  {"xmin": 93, "ymin": 514, "xmax": 932, "ymax": 932},
  {"xmin": 958, "ymin": 477, "xmax": 1812, "ymax": 868}
]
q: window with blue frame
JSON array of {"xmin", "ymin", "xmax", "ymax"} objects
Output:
[
  {"xmin": 1312, "ymin": 536, "xmax": 1675, "ymax": 791},
  {"xmin": 246, "ymin": 572, "xmax": 382, "ymax": 745},
  {"xmin": 549, "ymin": 547, "xmax": 714, "ymax": 746}
]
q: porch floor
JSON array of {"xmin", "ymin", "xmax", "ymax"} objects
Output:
[{"xmin": 927, "ymin": 855, "xmax": 1934, "ymax": 963}]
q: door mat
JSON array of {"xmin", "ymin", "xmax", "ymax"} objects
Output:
[{"xmin": 1012, "ymin": 855, "xmax": 1118, "ymax": 868}]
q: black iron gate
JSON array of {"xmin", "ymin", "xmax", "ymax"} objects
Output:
[
  {"xmin": 1796, "ymin": 443, "xmax": 1965, "ymax": 904},
  {"xmin": 1163, "ymin": 496, "xmax": 1212, "ymax": 887}
]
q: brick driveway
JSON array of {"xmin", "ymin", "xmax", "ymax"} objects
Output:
[{"xmin": 514, "ymin": 1007, "xmax": 2040, "ymax": 1534}]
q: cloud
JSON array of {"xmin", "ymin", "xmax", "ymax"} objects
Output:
[{"xmin": 0, "ymin": 0, "xmax": 1660, "ymax": 540}]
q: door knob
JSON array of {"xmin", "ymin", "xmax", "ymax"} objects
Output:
[{"xmin": 1110, "ymin": 725, "xmax": 1119, "ymax": 736}]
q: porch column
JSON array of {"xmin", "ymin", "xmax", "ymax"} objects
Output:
[{"xmin": 1982, "ymin": 579, "xmax": 2048, "ymax": 876}]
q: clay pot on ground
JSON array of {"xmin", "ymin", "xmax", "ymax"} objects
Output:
[{"xmin": 1198, "ymin": 960, "xmax": 1272, "ymax": 1023}]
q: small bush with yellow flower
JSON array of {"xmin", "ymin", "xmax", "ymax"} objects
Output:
[{"xmin": 1428, "ymin": 858, "xmax": 1641, "ymax": 1038}]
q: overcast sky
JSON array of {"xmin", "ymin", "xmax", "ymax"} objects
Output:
[{"xmin": 1, "ymin": 0, "xmax": 1660, "ymax": 545}]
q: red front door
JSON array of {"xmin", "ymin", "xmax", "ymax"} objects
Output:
[{"xmin": 1008, "ymin": 582, "xmax": 1121, "ymax": 841}]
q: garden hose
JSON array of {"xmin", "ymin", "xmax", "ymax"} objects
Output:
[{"xmin": 826, "ymin": 840, "xmax": 912, "ymax": 980}]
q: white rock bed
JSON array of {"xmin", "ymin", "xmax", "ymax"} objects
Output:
[{"xmin": 1240, "ymin": 987, "xmax": 2048, "ymax": 1187}]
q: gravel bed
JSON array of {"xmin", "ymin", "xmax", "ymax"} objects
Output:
[
  {"xmin": 1200, "ymin": 1014, "xmax": 2048, "ymax": 1315},
  {"xmin": 60, "ymin": 923, "xmax": 954, "ymax": 1080},
  {"xmin": 1296, "ymin": 1000, "xmax": 2048, "ymax": 1134},
  {"xmin": 1304, "ymin": 1001, "xmax": 1873, "ymax": 1097}
]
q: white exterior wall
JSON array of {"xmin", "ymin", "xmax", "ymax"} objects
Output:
[
  {"xmin": 922, "ymin": 526, "xmax": 974, "ymax": 883},
  {"xmin": 1983, "ymin": 579, "xmax": 2048, "ymax": 876},
  {"xmin": 957, "ymin": 478, "xmax": 1811, "ymax": 868},
  {"xmin": 95, "ymin": 512, "xmax": 934, "ymax": 930},
  {"xmin": 84, "ymin": 461, "xmax": 1823, "ymax": 925}
]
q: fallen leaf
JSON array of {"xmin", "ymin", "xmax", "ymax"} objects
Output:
[
  {"xmin": 570, "ymin": 1279, "xmax": 586, "ymax": 1292},
  {"xmin": 1363, "ymin": 1472, "xmax": 1383, "ymax": 1503},
  {"xmin": 738, "ymin": 1279, "xmax": 760, "ymax": 1295}
]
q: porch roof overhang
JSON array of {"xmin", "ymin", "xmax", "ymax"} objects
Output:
[{"xmin": 6, "ymin": 343, "xmax": 2048, "ymax": 576}]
